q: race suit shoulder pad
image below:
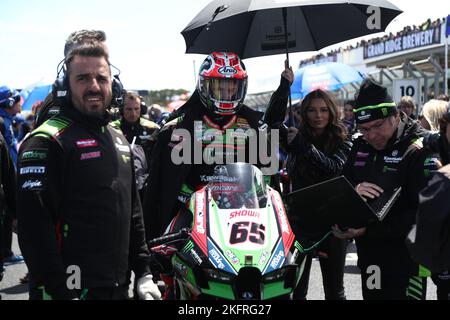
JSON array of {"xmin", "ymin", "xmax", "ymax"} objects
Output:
[
  {"xmin": 31, "ymin": 116, "xmax": 73, "ymax": 140},
  {"xmin": 410, "ymin": 137, "xmax": 424, "ymax": 150},
  {"xmin": 140, "ymin": 118, "xmax": 160, "ymax": 130},
  {"xmin": 161, "ymin": 116, "xmax": 183, "ymax": 131},
  {"xmin": 109, "ymin": 121, "xmax": 123, "ymax": 132},
  {"xmin": 111, "ymin": 119, "xmax": 121, "ymax": 128}
]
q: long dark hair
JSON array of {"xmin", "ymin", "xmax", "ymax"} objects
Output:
[{"xmin": 298, "ymin": 89, "xmax": 347, "ymax": 154}]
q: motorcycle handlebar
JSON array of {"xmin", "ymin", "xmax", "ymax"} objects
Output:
[{"xmin": 148, "ymin": 228, "xmax": 191, "ymax": 247}]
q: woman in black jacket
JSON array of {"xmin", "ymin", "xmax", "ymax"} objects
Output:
[
  {"xmin": 266, "ymin": 74, "xmax": 352, "ymax": 300},
  {"xmin": 287, "ymin": 89, "xmax": 352, "ymax": 300}
]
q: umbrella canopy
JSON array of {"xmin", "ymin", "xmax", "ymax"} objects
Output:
[
  {"xmin": 291, "ymin": 62, "xmax": 365, "ymax": 99},
  {"xmin": 182, "ymin": 0, "xmax": 402, "ymax": 59},
  {"xmin": 20, "ymin": 83, "xmax": 52, "ymax": 111}
]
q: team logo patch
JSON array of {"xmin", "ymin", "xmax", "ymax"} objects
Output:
[
  {"xmin": 358, "ymin": 113, "xmax": 371, "ymax": 121},
  {"xmin": 356, "ymin": 152, "xmax": 370, "ymax": 158},
  {"xmin": 115, "ymin": 143, "xmax": 130, "ymax": 153},
  {"xmin": 20, "ymin": 166, "xmax": 46, "ymax": 175},
  {"xmin": 22, "ymin": 180, "xmax": 43, "ymax": 190},
  {"xmin": 76, "ymin": 139, "xmax": 98, "ymax": 148},
  {"xmin": 384, "ymin": 156, "xmax": 402, "ymax": 164},
  {"xmin": 21, "ymin": 150, "xmax": 47, "ymax": 161},
  {"xmin": 80, "ymin": 151, "xmax": 101, "ymax": 160}
]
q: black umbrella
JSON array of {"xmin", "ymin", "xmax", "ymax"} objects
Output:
[
  {"xmin": 182, "ymin": 0, "xmax": 402, "ymax": 125},
  {"xmin": 182, "ymin": 0, "xmax": 402, "ymax": 59}
]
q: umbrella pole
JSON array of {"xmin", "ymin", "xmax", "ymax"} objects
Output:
[{"xmin": 283, "ymin": 8, "xmax": 295, "ymax": 128}]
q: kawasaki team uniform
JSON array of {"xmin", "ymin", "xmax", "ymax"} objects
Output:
[
  {"xmin": 17, "ymin": 106, "xmax": 150, "ymax": 300},
  {"xmin": 143, "ymin": 91, "xmax": 275, "ymax": 242},
  {"xmin": 113, "ymin": 117, "xmax": 159, "ymax": 162},
  {"xmin": 343, "ymin": 113, "xmax": 439, "ymax": 300}
]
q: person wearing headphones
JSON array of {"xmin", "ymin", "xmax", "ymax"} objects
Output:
[
  {"xmin": 17, "ymin": 40, "xmax": 160, "ymax": 300},
  {"xmin": 112, "ymin": 92, "xmax": 159, "ymax": 209},
  {"xmin": 0, "ymin": 130, "xmax": 17, "ymax": 300},
  {"xmin": 113, "ymin": 92, "xmax": 159, "ymax": 160},
  {"xmin": 0, "ymin": 86, "xmax": 21, "ymax": 166},
  {"xmin": 0, "ymin": 86, "xmax": 23, "ymax": 267},
  {"xmin": 35, "ymin": 30, "xmax": 109, "ymax": 128}
]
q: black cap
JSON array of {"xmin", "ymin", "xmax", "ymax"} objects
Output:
[{"xmin": 354, "ymin": 79, "xmax": 397, "ymax": 124}]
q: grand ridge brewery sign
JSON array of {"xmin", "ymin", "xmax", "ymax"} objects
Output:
[{"xmin": 364, "ymin": 26, "xmax": 441, "ymax": 59}]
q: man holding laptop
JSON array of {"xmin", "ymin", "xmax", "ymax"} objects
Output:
[{"xmin": 336, "ymin": 79, "xmax": 439, "ymax": 300}]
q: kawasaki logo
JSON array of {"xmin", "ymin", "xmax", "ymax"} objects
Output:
[
  {"xmin": 218, "ymin": 66, "xmax": 237, "ymax": 76},
  {"xmin": 358, "ymin": 114, "xmax": 371, "ymax": 121},
  {"xmin": 384, "ymin": 156, "xmax": 402, "ymax": 164}
]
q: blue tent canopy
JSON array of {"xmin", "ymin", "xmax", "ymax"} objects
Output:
[
  {"xmin": 291, "ymin": 62, "xmax": 364, "ymax": 99},
  {"xmin": 20, "ymin": 83, "xmax": 52, "ymax": 111}
]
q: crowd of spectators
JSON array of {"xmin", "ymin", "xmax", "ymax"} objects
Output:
[{"xmin": 299, "ymin": 17, "xmax": 446, "ymax": 67}]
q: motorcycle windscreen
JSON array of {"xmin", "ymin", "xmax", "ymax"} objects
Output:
[
  {"xmin": 203, "ymin": 163, "xmax": 286, "ymax": 275},
  {"xmin": 208, "ymin": 163, "xmax": 267, "ymax": 209}
]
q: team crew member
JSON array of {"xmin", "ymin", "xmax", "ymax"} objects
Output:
[
  {"xmin": 35, "ymin": 30, "xmax": 109, "ymax": 128},
  {"xmin": 113, "ymin": 91, "xmax": 159, "ymax": 162},
  {"xmin": 336, "ymin": 79, "xmax": 439, "ymax": 300},
  {"xmin": 0, "ymin": 131, "xmax": 17, "ymax": 300},
  {"xmin": 17, "ymin": 41, "xmax": 160, "ymax": 300},
  {"xmin": 0, "ymin": 85, "xmax": 22, "ymax": 166}
]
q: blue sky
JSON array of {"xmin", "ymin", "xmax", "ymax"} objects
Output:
[{"xmin": 0, "ymin": 0, "xmax": 448, "ymax": 94}]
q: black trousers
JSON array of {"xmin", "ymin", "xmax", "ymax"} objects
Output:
[
  {"xmin": 30, "ymin": 282, "xmax": 129, "ymax": 300},
  {"xmin": 432, "ymin": 272, "xmax": 450, "ymax": 300},
  {"xmin": 80, "ymin": 286, "xmax": 129, "ymax": 300},
  {"xmin": 0, "ymin": 211, "xmax": 4, "ymax": 269},
  {"xmin": 360, "ymin": 271, "xmax": 427, "ymax": 300},
  {"xmin": 293, "ymin": 235, "xmax": 347, "ymax": 300},
  {"xmin": 1, "ymin": 210, "xmax": 13, "ymax": 258}
]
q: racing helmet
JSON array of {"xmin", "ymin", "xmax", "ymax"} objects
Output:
[{"xmin": 197, "ymin": 52, "xmax": 248, "ymax": 115}]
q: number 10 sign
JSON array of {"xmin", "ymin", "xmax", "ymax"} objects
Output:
[{"xmin": 393, "ymin": 79, "xmax": 420, "ymax": 107}]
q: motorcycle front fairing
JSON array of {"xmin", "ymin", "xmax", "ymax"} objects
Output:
[{"xmin": 173, "ymin": 163, "xmax": 306, "ymax": 299}]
